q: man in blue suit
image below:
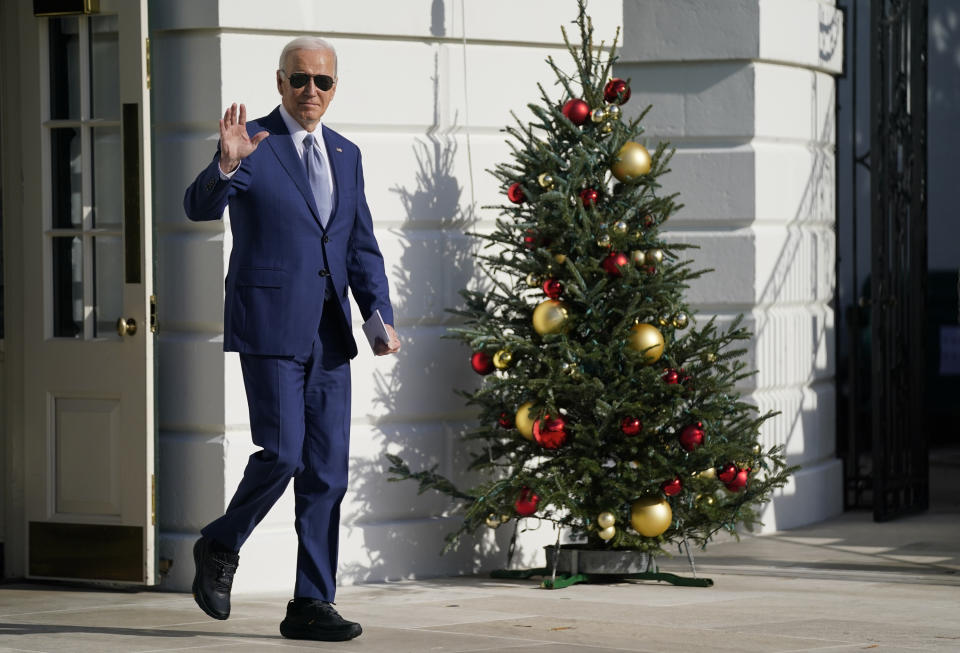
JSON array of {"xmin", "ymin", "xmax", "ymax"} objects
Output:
[{"xmin": 183, "ymin": 36, "xmax": 400, "ymax": 642}]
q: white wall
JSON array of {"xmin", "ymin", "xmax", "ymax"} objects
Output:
[
  {"xmin": 616, "ymin": 0, "xmax": 845, "ymax": 531},
  {"xmin": 152, "ymin": 0, "xmax": 622, "ymax": 594}
]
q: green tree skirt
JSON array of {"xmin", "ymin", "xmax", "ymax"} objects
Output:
[{"xmin": 490, "ymin": 567, "xmax": 713, "ymax": 588}]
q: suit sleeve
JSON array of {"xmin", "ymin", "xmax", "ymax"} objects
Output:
[
  {"xmin": 346, "ymin": 150, "xmax": 395, "ymax": 326},
  {"xmin": 183, "ymin": 139, "xmax": 254, "ymax": 221}
]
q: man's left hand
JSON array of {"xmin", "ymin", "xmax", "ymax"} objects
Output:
[{"xmin": 375, "ymin": 324, "xmax": 401, "ymax": 356}]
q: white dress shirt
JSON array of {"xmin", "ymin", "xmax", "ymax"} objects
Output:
[{"xmin": 218, "ymin": 105, "xmax": 336, "ymax": 199}]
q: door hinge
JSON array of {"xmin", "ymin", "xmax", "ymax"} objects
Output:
[
  {"xmin": 151, "ymin": 473, "xmax": 156, "ymax": 526},
  {"xmin": 145, "ymin": 37, "xmax": 151, "ymax": 90},
  {"xmin": 150, "ymin": 294, "xmax": 158, "ymax": 333}
]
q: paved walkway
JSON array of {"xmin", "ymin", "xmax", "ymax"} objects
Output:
[{"xmin": 1, "ymin": 504, "xmax": 958, "ymax": 653}]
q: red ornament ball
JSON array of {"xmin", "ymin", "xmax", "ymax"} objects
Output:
[
  {"xmin": 717, "ymin": 463, "xmax": 738, "ymax": 484},
  {"xmin": 661, "ymin": 476, "xmax": 683, "ymax": 497},
  {"xmin": 497, "ymin": 411, "xmax": 513, "ymax": 428},
  {"xmin": 515, "ymin": 487, "xmax": 540, "ymax": 516},
  {"xmin": 663, "ymin": 368, "xmax": 680, "ymax": 384},
  {"xmin": 507, "ymin": 182, "xmax": 526, "ymax": 204},
  {"xmin": 470, "ymin": 351, "xmax": 495, "ymax": 375},
  {"xmin": 542, "ymin": 278, "xmax": 564, "ymax": 300},
  {"xmin": 562, "ymin": 98, "xmax": 591, "ymax": 125},
  {"xmin": 601, "ymin": 251, "xmax": 629, "ymax": 277},
  {"xmin": 726, "ymin": 468, "xmax": 750, "ymax": 492},
  {"xmin": 533, "ymin": 415, "xmax": 568, "ymax": 449},
  {"xmin": 579, "ymin": 188, "xmax": 599, "ymax": 207},
  {"xmin": 523, "ymin": 228, "xmax": 538, "ymax": 250},
  {"xmin": 678, "ymin": 422, "xmax": 704, "ymax": 452},
  {"xmin": 603, "ymin": 78, "xmax": 632, "ymax": 105},
  {"xmin": 620, "ymin": 416, "xmax": 643, "ymax": 436}
]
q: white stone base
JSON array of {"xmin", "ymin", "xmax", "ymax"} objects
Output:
[{"xmin": 760, "ymin": 457, "xmax": 844, "ymax": 533}]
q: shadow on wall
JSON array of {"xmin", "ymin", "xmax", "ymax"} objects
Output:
[
  {"xmin": 339, "ymin": 9, "xmax": 517, "ymax": 582},
  {"xmin": 750, "ymin": 12, "xmax": 840, "ymax": 473}
]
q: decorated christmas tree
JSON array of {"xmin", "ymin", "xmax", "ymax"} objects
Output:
[{"xmin": 388, "ymin": 2, "xmax": 794, "ymax": 561}]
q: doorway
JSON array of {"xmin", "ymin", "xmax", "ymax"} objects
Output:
[{"xmin": 1, "ymin": 0, "xmax": 156, "ymax": 584}]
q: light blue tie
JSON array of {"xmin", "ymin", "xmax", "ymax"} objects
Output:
[{"xmin": 302, "ymin": 133, "xmax": 331, "ymax": 227}]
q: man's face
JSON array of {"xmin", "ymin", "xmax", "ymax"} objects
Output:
[{"xmin": 277, "ymin": 47, "xmax": 337, "ymax": 130}]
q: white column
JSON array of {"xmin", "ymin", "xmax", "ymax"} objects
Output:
[{"xmin": 617, "ymin": 0, "xmax": 844, "ymax": 530}]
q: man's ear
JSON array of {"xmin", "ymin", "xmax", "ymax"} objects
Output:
[{"xmin": 276, "ymin": 71, "xmax": 284, "ymax": 95}]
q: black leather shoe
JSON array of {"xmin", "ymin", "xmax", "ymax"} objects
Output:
[
  {"xmin": 279, "ymin": 598, "xmax": 363, "ymax": 641},
  {"xmin": 192, "ymin": 536, "xmax": 239, "ymax": 620}
]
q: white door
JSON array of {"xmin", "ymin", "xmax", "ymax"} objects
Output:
[{"xmin": 22, "ymin": 0, "xmax": 155, "ymax": 584}]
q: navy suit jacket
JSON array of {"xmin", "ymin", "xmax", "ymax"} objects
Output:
[{"xmin": 184, "ymin": 107, "xmax": 394, "ymax": 359}]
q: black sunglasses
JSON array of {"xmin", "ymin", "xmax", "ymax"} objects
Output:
[{"xmin": 286, "ymin": 72, "xmax": 336, "ymax": 91}]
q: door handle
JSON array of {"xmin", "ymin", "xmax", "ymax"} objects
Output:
[{"xmin": 116, "ymin": 317, "xmax": 137, "ymax": 337}]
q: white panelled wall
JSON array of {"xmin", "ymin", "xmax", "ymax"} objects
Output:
[
  {"xmin": 151, "ymin": 0, "xmax": 622, "ymax": 594},
  {"xmin": 616, "ymin": 0, "xmax": 844, "ymax": 531}
]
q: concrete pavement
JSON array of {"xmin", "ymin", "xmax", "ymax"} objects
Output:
[
  {"xmin": 1, "ymin": 506, "xmax": 958, "ymax": 652},
  {"xmin": 2, "ymin": 453, "xmax": 958, "ymax": 652}
]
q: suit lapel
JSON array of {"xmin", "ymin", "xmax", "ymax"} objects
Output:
[
  {"xmin": 261, "ymin": 108, "xmax": 324, "ymax": 228},
  {"xmin": 322, "ymin": 126, "xmax": 344, "ymax": 228}
]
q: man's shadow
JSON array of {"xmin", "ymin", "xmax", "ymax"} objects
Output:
[
  {"xmin": 0, "ymin": 621, "xmax": 277, "ymax": 640},
  {"xmin": 340, "ymin": 35, "xmax": 516, "ymax": 582}
]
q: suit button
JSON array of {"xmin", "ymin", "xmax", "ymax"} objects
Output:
[
  {"xmin": 318, "ymin": 269, "xmax": 329, "ymax": 277},
  {"xmin": 323, "ymin": 235, "xmax": 330, "ymax": 244}
]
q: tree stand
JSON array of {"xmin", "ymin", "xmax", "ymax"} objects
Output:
[{"xmin": 491, "ymin": 541, "xmax": 713, "ymax": 589}]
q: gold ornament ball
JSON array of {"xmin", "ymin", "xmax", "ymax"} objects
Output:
[
  {"xmin": 611, "ymin": 142, "xmax": 652, "ymax": 183},
  {"xmin": 537, "ymin": 172, "xmax": 555, "ymax": 190},
  {"xmin": 532, "ymin": 299, "xmax": 570, "ymax": 336},
  {"xmin": 597, "ymin": 511, "xmax": 616, "ymax": 529},
  {"xmin": 627, "ymin": 323, "xmax": 665, "ymax": 363},
  {"xmin": 614, "ymin": 220, "xmax": 629, "ymax": 233},
  {"xmin": 493, "ymin": 350, "xmax": 513, "ymax": 370},
  {"xmin": 515, "ymin": 401, "xmax": 537, "ymax": 441},
  {"xmin": 703, "ymin": 352, "xmax": 718, "ymax": 364},
  {"xmin": 598, "ymin": 525, "xmax": 616, "ymax": 541},
  {"xmin": 600, "ymin": 121, "xmax": 613, "ymax": 134},
  {"xmin": 695, "ymin": 467, "xmax": 717, "ymax": 480},
  {"xmin": 657, "ymin": 314, "xmax": 671, "ymax": 327},
  {"xmin": 590, "ymin": 107, "xmax": 607, "ymax": 123},
  {"xmin": 597, "ymin": 234, "xmax": 612, "ymax": 248},
  {"xmin": 695, "ymin": 493, "xmax": 715, "ymax": 507},
  {"xmin": 554, "ymin": 253, "xmax": 568, "ymax": 264},
  {"xmin": 606, "ymin": 104, "xmax": 622, "ymax": 121},
  {"xmin": 752, "ymin": 444, "xmax": 763, "ymax": 455},
  {"xmin": 672, "ymin": 312, "xmax": 689, "ymax": 329},
  {"xmin": 630, "ymin": 495, "xmax": 673, "ymax": 537},
  {"xmin": 485, "ymin": 514, "xmax": 501, "ymax": 529},
  {"xmin": 630, "ymin": 250, "xmax": 646, "ymax": 266},
  {"xmin": 525, "ymin": 272, "xmax": 540, "ymax": 287},
  {"xmin": 647, "ymin": 248, "xmax": 664, "ymax": 264}
]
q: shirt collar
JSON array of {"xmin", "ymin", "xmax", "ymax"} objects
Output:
[{"xmin": 278, "ymin": 104, "xmax": 323, "ymax": 146}]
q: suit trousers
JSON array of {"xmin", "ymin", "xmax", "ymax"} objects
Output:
[{"xmin": 201, "ymin": 302, "xmax": 352, "ymax": 601}]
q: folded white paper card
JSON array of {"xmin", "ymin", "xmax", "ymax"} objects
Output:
[{"xmin": 362, "ymin": 309, "xmax": 390, "ymax": 353}]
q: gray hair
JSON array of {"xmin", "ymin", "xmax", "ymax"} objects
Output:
[{"xmin": 278, "ymin": 36, "xmax": 338, "ymax": 75}]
